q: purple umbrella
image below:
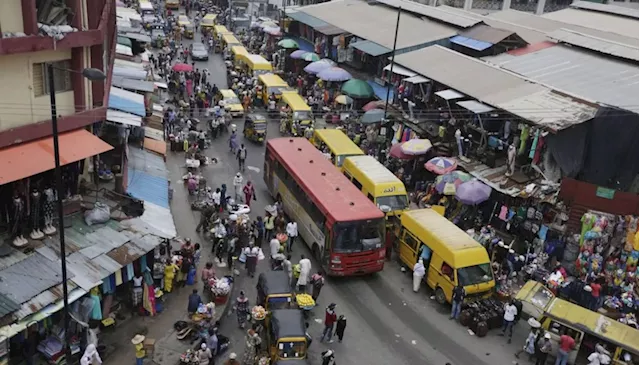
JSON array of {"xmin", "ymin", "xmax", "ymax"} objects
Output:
[
  {"xmin": 290, "ymin": 50, "xmax": 308, "ymax": 59},
  {"xmin": 455, "ymin": 179, "xmax": 492, "ymax": 205},
  {"xmin": 304, "ymin": 59, "xmax": 335, "ymax": 74},
  {"xmin": 317, "ymin": 67, "xmax": 352, "ymax": 82}
]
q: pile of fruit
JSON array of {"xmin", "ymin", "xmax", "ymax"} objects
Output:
[
  {"xmin": 296, "ymin": 294, "xmax": 315, "ymax": 308},
  {"xmin": 251, "ymin": 305, "xmax": 266, "ymax": 320}
]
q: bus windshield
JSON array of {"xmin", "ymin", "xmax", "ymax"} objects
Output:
[
  {"xmin": 335, "ymin": 153, "xmax": 362, "ymax": 167},
  {"xmin": 278, "ymin": 340, "xmax": 306, "ymax": 359},
  {"xmin": 334, "ymin": 219, "xmax": 384, "ymax": 253},
  {"xmin": 376, "ymin": 194, "xmax": 408, "ymax": 211},
  {"xmin": 457, "ymin": 263, "xmax": 493, "ymax": 286},
  {"xmin": 293, "ymin": 110, "xmax": 311, "ymax": 121}
]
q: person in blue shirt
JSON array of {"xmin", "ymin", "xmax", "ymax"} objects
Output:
[
  {"xmin": 418, "ymin": 244, "xmax": 432, "ymax": 279},
  {"xmin": 188, "ymin": 289, "xmax": 202, "ymax": 314}
]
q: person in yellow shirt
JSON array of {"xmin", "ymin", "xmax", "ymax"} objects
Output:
[
  {"xmin": 164, "ymin": 259, "xmax": 178, "ymax": 293},
  {"xmin": 132, "ymin": 334, "xmax": 146, "ymax": 365}
]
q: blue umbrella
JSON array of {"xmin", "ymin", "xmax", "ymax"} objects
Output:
[
  {"xmin": 317, "ymin": 67, "xmax": 352, "ymax": 82},
  {"xmin": 304, "ymin": 59, "xmax": 335, "ymax": 74},
  {"xmin": 361, "ymin": 109, "xmax": 385, "ymax": 124},
  {"xmin": 455, "ymin": 179, "xmax": 492, "ymax": 205}
]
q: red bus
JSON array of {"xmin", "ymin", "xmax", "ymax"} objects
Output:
[{"xmin": 264, "ymin": 138, "xmax": 386, "ymax": 276}]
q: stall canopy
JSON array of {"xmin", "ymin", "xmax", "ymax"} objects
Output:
[
  {"xmin": 116, "ymin": 44, "xmax": 133, "ymax": 56},
  {"xmin": 107, "ymin": 109, "xmax": 142, "ymax": 127},
  {"xmin": 456, "ymin": 100, "xmax": 494, "ymax": 114},
  {"xmin": 0, "ymin": 129, "xmax": 113, "ymax": 185},
  {"xmin": 121, "ymin": 32, "xmax": 152, "ymax": 43},
  {"xmin": 112, "ymin": 76, "xmax": 155, "ymax": 93},
  {"xmin": 383, "ymin": 64, "xmax": 416, "ymax": 77},
  {"xmin": 113, "ymin": 66, "xmax": 147, "ymax": 80},
  {"xmin": 367, "ymin": 80, "xmax": 394, "ymax": 103},
  {"xmin": 350, "ymin": 40, "xmax": 392, "ymax": 57},
  {"xmin": 403, "ymin": 75, "xmax": 430, "ymax": 84},
  {"xmin": 435, "ymin": 89, "xmax": 465, "ymax": 100},
  {"xmin": 109, "ymin": 86, "xmax": 146, "ymax": 117}
]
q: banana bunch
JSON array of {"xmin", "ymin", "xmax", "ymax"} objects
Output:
[{"xmin": 296, "ymin": 294, "xmax": 315, "ymax": 307}]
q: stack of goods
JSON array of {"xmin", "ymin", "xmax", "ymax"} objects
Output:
[
  {"xmin": 192, "ymin": 302, "xmax": 215, "ymax": 321},
  {"xmin": 458, "ymin": 299, "xmax": 505, "ymax": 337},
  {"xmin": 251, "ymin": 306, "xmax": 266, "ymax": 321},
  {"xmin": 296, "ymin": 294, "xmax": 315, "ymax": 310},
  {"xmin": 276, "ymin": 232, "xmax": 288, "ymax": 245},
  {"xmin": 210, "ymin": 276, "xmax": 233, "ymax": 303},
  {"xmin": 180, "ymin": 349, "xmax": 199, "ymax": 364}
]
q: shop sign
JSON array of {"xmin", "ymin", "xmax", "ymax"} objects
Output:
[{"xmin": 595, "ymin": 187, "xmax": 615, "ymax": 200}]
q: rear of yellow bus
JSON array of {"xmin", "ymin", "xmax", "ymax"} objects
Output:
[{"xmin": 311, "ymin": 129, "xmax": 363, "ymax": 167}]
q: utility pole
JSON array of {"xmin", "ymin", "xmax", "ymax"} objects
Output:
[{"xmin": 383, "ymin": 7, "xmax": 401, "ymax": 121}]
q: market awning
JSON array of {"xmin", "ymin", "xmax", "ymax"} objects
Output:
[
  {"xmin": 367, "ymin": 80, "xmax": 394, "ymax": 103},
  {"xmin": 117, "ymin": 36, "xmax": 132, "ymax": 48},
  {"xmin": 350, "ymin": 40, "xmax": 392, "ymax": 57},
  {"xmin": 403, "ymin": 75, "xmax": 430, "ymax": 84},
  {"xmin": 315, "ymin": 24, "xmax": 345, "ymax": 36},
  {"xmin": 144, "ymin": 137, "xmax": 166, "ymax": 156},
  {"xmin": 107, "ymin": 109, "xmax": 142, "ymax": 127},
  {"xmin": 435, "ymin": 89, "xmax": 465, "ymax": 101},
  {"xmin": 109, "ymin": 86, "xmax": 146, "ymax": 117},
  {"xmin": 112, "ymin": 76, "xmax": 155, "ymax": 93},
  {"xmin": 116, "ymin": 44, "xmax": 133, "ymax": 56},
  {"xmin": 450, "ymin": 35, "xmax": 494, "ymax": 52},
  {"xmin": 0, "ymin": 129, "xmax": 113, "ymax": 185},
  {"xmin": 456, "ymin": 100, "xmax": 494, "ymax": 114},
  {"xmin": 113, "ymin": 66, "xmax": 147, "ymax": 80},
  {"xmin": 286, "ymin": 11, "xmax": 329, "ymax": 28},
  {"xmin": 127, "ymin": 148, "xmax": 170, "ymax": 209},
  {"xmin": 121, "ymin": 32, "xmax": 152, "ymax": 43},
  {"xmin": 383, "ymin": 64, "xmax": 416, "ymax": 77}
]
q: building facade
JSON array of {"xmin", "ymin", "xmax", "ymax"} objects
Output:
[{"xmin": 0, "ymin": 0, "xmax": 116, "ymax": 149}]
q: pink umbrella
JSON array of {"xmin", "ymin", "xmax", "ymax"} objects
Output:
[
  {"xmin": 389, "ymin": 143, "xmax": 416, "ymax": 160},
  {"xmin": 362, "ymin": 100, "xmax": 385, "ymax": 112},
  {"xmin": 172, "ymin": 63, "xmax": 193, "ymax": 72}
]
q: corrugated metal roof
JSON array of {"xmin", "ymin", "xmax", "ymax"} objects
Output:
[
  {"xmin": 131, "ymin": 234, "xmax": 164, "ymax": 253},
  {"xmin": 393, "ymin": 45, "xmax": 599, "ymax": 131},
  {"xmin": 570, "ymin": 1, "xmax": 639, "ymax": 19},
  {"xmin": 0, "ymin": 248, "xmax": 28, "ymax": 271},
  {"xmin": 489, "ymin": 9, "xmax": 638, "ymax": 43},
  {"xmin": 14, "ymin": 281, "xmax": 77, "ymax": 320},
  {"xmin": 315, "ymin": 24, "xmax": 346, "ymax": 35},
  {"xmin": 107, "ymin": 109, "xmax": 143, "ymax": 127},
  {"xmin": 128, "ymin": 148, "xmax": 168, "ymax": 179},
  {"xmin": 66, "ymin": 252, "xmax": 110, "ymax": 291},
  {"xmin": 547, "ymin": 28, "xmax": 639, "ymax": 61},
  {"xmin": 0, "ymin": 294, "xmax": 20, "ymax": 318},
  {"xmin": 350, "ymin": 40, "xmax": 392, "ymax": 56},
  {"xmin": 120, "ymin": 202, "xmax": 177, "ymax": 239},
  {"xmin": 287, "ymin": 11, "xmax": 329, "ymax": 27},
  {"xmin": 456, "ymin": 100, "xmax": 494, "ymax": 114},
  {"xmin": 374, "ymin": 0, "xmax": 481, "ymax": 28},
  {"xmin": 109, "ymin": 86, "xmax": 146, "ymax": 117},
  {"xmin": 0, "ymin": 254, "xmax": 71, "ymax": 304},
  {"xmin": 107, "ymin": 243, "xmax": 146, "ymax": 266},
  {"xmin": 127, "ymin": 148, "xmax": 170, "ymax": 208},
  {"xmin": 112, "ymin": 76, "xmax": 155, "ymax": 93},
  {"xmin": 450, "ymin": 35, "xmax": 494, "ymax": 51},
  {"xmin": 461, "ymin": 24, "xmax": 517, "ymax": 44},
  {"xmin": 299, "ymin": 0, "xmax": 458, "ymax": 49},
  {"xmin": 483, "ymin": 44, "xmax": 639, "ymax": 113},
  {"xmin": 542, "ymin": 8, "xmax": 638, "ymax": 37}
]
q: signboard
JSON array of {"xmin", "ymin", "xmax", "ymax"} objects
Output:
[{"xmin": 595, "ymin": 187, "xmax": 615, "ymax": 200}]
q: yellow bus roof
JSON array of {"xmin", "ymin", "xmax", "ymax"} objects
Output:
[
  {"xmin": 219, "ymin": 89, "xmax": 238, "ymax": 98},
  {"xmin": 231, "ymin": 46, "xmax": 249, "ymax": 57},
  {"xmin": 313, "ymin": 129, "xmax": 364, "ymax": 156},
  {"xmin": 214, "ymin": 25, "xmax": 229, "ymax": 33},
  {"xmin": 203, "ymin": 14, "xmax": 217, "ymax": 20},
  {"xmin": 546, "ymin": 298, "xmax": 639, "ymax": 352},
  {"xmin": 281, "ymin": 91, "xmax": 311, "ymax": 111},
  {"xmin": 258, "ymin": 73, "xmax": 288, "ymax": 87},
  {"xmin": 201, "ymin": 14, "xmax": 217, "ymax": 25},
  {"xmin": 401, "ymin": 209, "xmax": 489, "ymax": 267},
  {"xmin": 222, "ymin": 34, "xmax": 240, "ymax": 45},
  {"xmin": 343, "ymin": 155, "xmax": 406, "ymax": 195},
  {"xmin": 246, "ymin": 54, "xmax": 272, "ymax": 67},
  {"xmin": 178, "ymin": 15, "xmax": 190, "ymax": 24}
]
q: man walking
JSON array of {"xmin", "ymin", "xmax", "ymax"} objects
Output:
[
  {"xmin": 320, "ymin": 303, "xmax": 337, "ymax": 343},
  {"xmin": 286, "ymin": 220, "xmax": 298, "ymax": 253},
  {"xmin": 237, "ymin": 143, "xmax": 247, "ymax": 171},
  {"xmin": 311, "ymin": 271, "xmax": 325, "ymax": 301},
  {"xmin": 450, "ymin": 284, "xmax": 465, "ymax": 320},
  {"xmin": 501, "ymin": 298, "xmax": 518, "ymax": 344}
]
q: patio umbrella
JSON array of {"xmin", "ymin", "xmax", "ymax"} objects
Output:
[
  {"xmin": 361, "ymin": 109, "xmax": 385, "ymax": 124},
  {"xmin": 435, "ymin": 171, "xmax": 472, "ymax": 195},
  {"xmin": 341, "ymin": 79, "xmax": 374, "ymax": 99},
  {"xmin": 260, "ymin": 21, "xmax": 279, "ymax": 29},
  {"xmin": 400, "ymin": 139, "xmax": 432, "ymax": 156},
  {"xmin": 172, "ymin": 63, "xmax": 193, "ymax": 72},
  {"xmin": 389, "ymin": 143, "xmax": 415, "ymax": 160},
  {"xmin": 277, "ymin": 38, "xmax": 299, "ymax": 49},
  {"xmin": 302, "ymin": 52, "xmax": 320, "ymax": 62},
  {"xmin": 290, "ymin": 50, "xmax": 308, "ymax": 59},
  {"xmin": 303, "ymin": 59, "xmax": 334, "ymax": 74},
  {"xmin": 424, "ymin": 157, "xmax": 457, "ymax": 175},
  {"xmin": 455, "ymin": 179, "xmax": 492, "ymax": 205},
  {"xmin": 362, "ymin": 100, "xmax": 384, "ymax": 111},
  {"xmin": 317, "ymin": 67, "xmax": 352, "ymax": 82},
  {"xmin": 263, "ymin": 27, "xmax": 281, "ymax": 36},
  {"xmin": 335, "ymin": 95, "xmax": 353, "ymax": 105}
]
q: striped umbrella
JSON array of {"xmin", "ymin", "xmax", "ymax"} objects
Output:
[
  {"xmin": 424, "ymin": 157, "xmax": 457, "ymax": 175},
  {"xmin": 435, "ymin": 171, "xmax": 472, "ymax": 195}
]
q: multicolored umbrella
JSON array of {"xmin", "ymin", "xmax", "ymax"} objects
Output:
[
  {"xmin": 303, "ymin": 59, "xmax": 335, "ymax": 74},
  {"xmin": 302, "ymin": 52, "xmax": 320, "ymax": 62},
  {"xmin": 435, "ymin": 171, "xmax": 472, "ymax": 195},
  {"xmin": 361, "ymin": 109, "xmax": 385, "ymax": 124},
  {"xmin": 424, "ymin": 157, "xmax": 457, "ymax": 175},
  {"xmin": 400, "ymin": 139, "xmax": 432, "ymax": 156},
  {"xmin": 290, "ymin": 50, "xmax": 308, "ymax": 59},
  {"xmin": 455, "ymin": 179, "xmax": 492, "ymax": 205},
  {"xmin": 389, "ymin": 143, "xmax": 415, "ymax": 160},
  {"xmin": 277, "ymin": 38, "xmax": 299, "ymax": 49},
  {"xmin": 172, "ymin": 63, "xmax": 193, "ymax": 72},
  {"xmin": 362, "ymin": 100, "xmax": 384, "ymax": 111},
  {"xmin": 341, "ymin": 79, "xmax": 374, "ymax": 98},
  {"xmin": 335, "ymin": 95, "xmax": 353, "ymax": 105},
  {"xmin": 317, "ymin": 67, "xmax": 352, "ymax": 82}
]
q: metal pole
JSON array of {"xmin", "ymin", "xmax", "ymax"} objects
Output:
[
  {"xmin": 383, "ymin": 7, "xmax": 401, "ymax": 120},
  {"xmin": 47, "ymin": 63, "xmax": 72, "ymax": 362}
]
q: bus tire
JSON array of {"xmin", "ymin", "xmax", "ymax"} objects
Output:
[{"xmin": 435, "ymin": 287, "xmax": 447, "ymax": 305}]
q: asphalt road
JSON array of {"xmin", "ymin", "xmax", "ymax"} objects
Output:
[{"xmin": 163, "ymin": 24, "xmax": 529, "ymax": 365}]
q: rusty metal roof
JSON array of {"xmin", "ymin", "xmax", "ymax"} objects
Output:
[
  {"xmin": 0, "ymin": 294, "xmax": 20, "ymax": 319},
  {"xmin": 107, "ymin": 243, "xmax": 146, "ymax": 266},
  {"xmin": 0, "ymin": 253, "xmax": 72, "ymax": 304},
  {"xmin": 14, "ymin": 281, "xmax": 78, "ymax": 320}
]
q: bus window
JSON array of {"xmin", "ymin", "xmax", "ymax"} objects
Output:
[
  {"xmin": 353, "ymin": 179, "xmax": 363, "ymax": 190},
  {"xmin": 402, "ymin": 231, "xmax": 419, "ymax": 251},
  {"xmin": 441, "ymin": 263, "xmax": 454, "ymax": 282},
  {"xmin": 549, "ymin": 320, "xmax": 580, "ymax": 339},
  {"xmin": 367, "ymin": 193, "xmax": 374, "ymax": 202}
]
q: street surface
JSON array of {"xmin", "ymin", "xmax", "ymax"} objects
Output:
[{"xmin": 104, "ymin": 18, "xmax": 529, "ymax": 365}]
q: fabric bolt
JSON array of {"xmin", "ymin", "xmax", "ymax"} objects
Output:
[
  {"xmin": 507, "ymin": 209, "xmax": 516, "ymax": 221},
  {"xmin": 529, "ymin": 129, "xmax": 540, "ymax": 159},
  {"xmin": 498, "ymin": 206, "xmax": 508, "ymax": 221},
  {"xmin": 90, "ymin": 294, "xmax": 103, "ymax": 320},
  {"xmin": 538, "ymin": 225, "xmax": 549, "ymax": 240},
  {"xmin": 115, "ymin": 270, "xmax": 123, "ymax": 286},
  {"xmin": 140, "ymin": 255, "xmax": 148, "ymax": 271},
  {"xmin": 518, "ymin": 125, "xmax": 530, "ymax": 155},
  {"xmin": 126, "ymin": 263, "xmax": 135, "ymax": 281},
  {"xmin": 533, "ymin": 135, "xmax": 545, "ymax": 164},
  {"xmin": 102, "ymin": 277, "xmax": 113, "ymax": 294},
  {"xmin": 517, "ymin": 206, "xmax": 527, "ymax": 219}
]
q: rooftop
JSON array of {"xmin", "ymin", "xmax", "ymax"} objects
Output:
[
  {"xmin": 393, "ymin": 45, "xmax": 599, "ymax": 131},
  {"xmin": 569, "ymin": 1, "xmax": 639, "ymax": 19},
  {"xmin": 298, "ymin": 0, "xmax": 458, "ymax": 50},
  {"xmin": 546, "ymin": 28, "xmax": 639, "ymax": 61},
  {"xmin": 484, "ymin": 43, "xmax": 639, "ymax": 113},
  {"xmin": 373, "ymin": 0, "xmax": 482, "ymax": 28},
  {"xmin": 542, "ymin": 6, "xmax": 639, "ymax": 37}
]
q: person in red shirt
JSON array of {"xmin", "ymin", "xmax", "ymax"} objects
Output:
[
  {"xmin": 556, "ymin": 334, "xmax": 575, "ymax": 365},
  {"xmin": 589, "ymin": 279, "xmax": 602, "ymax": 311},
  {"xmin": 320, "ymin": 303, "xmax": 337, "ymax": 343}
]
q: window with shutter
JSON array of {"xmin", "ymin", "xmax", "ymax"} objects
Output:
[
  {"xmin": 32, "ymin": 64, "xmax": 45, "ymax": 97},
  {"xmin": 34, "ymin": 60, "xmax": 73, "ymax": 96}
]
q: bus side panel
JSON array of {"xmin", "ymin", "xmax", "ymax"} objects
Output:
[{"xmin": 272, "ymin": 174, "xmax": 325, "ymax": 252}]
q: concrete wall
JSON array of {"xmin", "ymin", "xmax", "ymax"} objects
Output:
[
  {"xmin": 0, "ymin": 49, "xmax": 77, "ymax": 132},
  {"xmin": 0, "ymin": 0, "xmax": 24, "ymax": 33}
]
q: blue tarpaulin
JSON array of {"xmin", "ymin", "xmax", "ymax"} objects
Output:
[
  {"xmin": 367, "ymin": 80, "xmax": 394, "ymax": 103},
  {"xmin": 127, "ymin": 149, "xmax": 169, "ymax": 209},
  {"xmin": 450, "ymin": 35, "xmax": 493, "ymax": 52},
  {"xmin": 109, "ymin": 86, "xmax": 145, "ymax": 117}
]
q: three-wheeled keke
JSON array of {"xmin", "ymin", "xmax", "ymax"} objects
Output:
[
  {"xmin": 280, "ymin": 91, "xmax": 314, "ymax": 137},
  {"xmin": 243, "ymin": 113, "xmax": 267, "ymax": 143},
  {"xmin": 266, "ymin": 310, "xmax": 308, "ymax": 362},
  {"xmin": 256, "ymin": 271, "xmax": 293, "ymax": 311},
  {"xmin": 184, "ymin": 23, "xmax": 195, "ymax": 39}
]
